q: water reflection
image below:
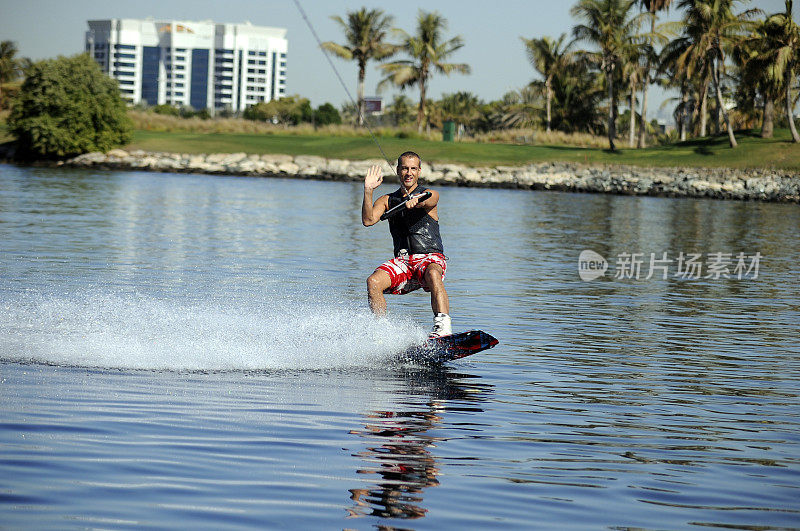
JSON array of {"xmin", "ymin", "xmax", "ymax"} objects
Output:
[{"xmin": 347, "ymin": 368, "xmax": 492, "ymax": 520}]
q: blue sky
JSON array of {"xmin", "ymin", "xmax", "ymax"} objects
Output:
[{"xmin": 1, "ymin": 0, "xmax": 794, "ymax": 120}]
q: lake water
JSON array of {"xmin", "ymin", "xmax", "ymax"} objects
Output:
[{"xmin": 1, "ymin": 163, "xmax": 799, "ymax": 529}]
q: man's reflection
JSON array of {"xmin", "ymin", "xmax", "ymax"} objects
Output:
[{"xmin": 346, "ymin": 369, "xmax": 491, "ymax": 520}]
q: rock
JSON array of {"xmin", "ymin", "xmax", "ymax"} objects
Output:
[
  {"xmin": 278, "ymin": 162, "xmax": 300, "ymax": 175},
  {"xmin": 294, "ymin": 155, "xmax": 326, "ymax": 168},
  {"xmin": 325, "ymin": 159, "xmax": 350, "ymax": 176},
  {"xmin": 40, "ymin": 148, "xmax": 797, "ymax": 203},
  {"xmin": 106, "ymin": 148, "xmax": 129, "ymax": 158},
  {"xmin": 261, "ymin": 153, "xmax": 294, "ymax": 164}
]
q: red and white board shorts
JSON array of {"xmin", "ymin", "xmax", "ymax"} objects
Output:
[{"xmin": 377, "ymin": 253, "xmax": 447, "ymax": 295}]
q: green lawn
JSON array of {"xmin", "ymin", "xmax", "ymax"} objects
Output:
[
  {"xmin": 3, "ymin": 123, "xmax": 799, "ymax": 170},
  {"xmin": 127, "ymin": 128, "xmax": 800, "ymax": 170}
]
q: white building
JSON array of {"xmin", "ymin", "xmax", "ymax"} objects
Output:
[{"xmin": 86, "ymin": 18, "xmax": 287, "ymax": 113}]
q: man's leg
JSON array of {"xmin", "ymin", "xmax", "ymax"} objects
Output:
[
  {"xmin": 423, "ymin": 263, "xmax": 449, "ymax": 315},
  {"xmin": 367, "ymin": 269, "xmax": 392, "ymax": 315}
]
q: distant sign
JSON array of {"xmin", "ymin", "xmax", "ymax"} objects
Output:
[{"xmin": 364, "ymin": 97, "xmax": 382, "ymax": 113}]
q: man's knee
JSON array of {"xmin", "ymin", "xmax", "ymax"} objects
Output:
[
  {"xmin": 425, "ymin": 264, "xmax": 444, "ymax": 280},
  {"xmin": 367, "ymin": 271, "xmax": 390, "ymax": 292},
  {"xmin": 424, "ymin": 264, "xmax": 444, "ymax": 285}
]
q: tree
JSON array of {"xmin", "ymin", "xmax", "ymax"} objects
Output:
[
  {"xmin": 498, "ymin": 86, "xmax": 543, "ymax": 129},
  {"xmin": 675, "ymin": 0, "xmax": 761, "ymax": 148},
  {"xmin": 379, "ymin": 10, "xmax": 471, "ymax": 133},
  {"xmin": 551, "ymin": 56, "xmax": 607, "ymax": 133},
  {"xmin": 8, "ymin": 53, "xmax": 132, "ymax": 158},
  {"xmin": 439, "ymin": 91, "xmax": 483, "ymax": 133},
  {"xmin": 635, "ymin": 1, "xmax": 673, "ymax": 147},
  {"xmin": 736, "ymin": 19, "xmax": 781, "ymax": 137},
  {"xmin": 314, "ymin": 102, "xmax": 342, "ymax": 125},
  {"xmin": 0, "ymin": 40, "xmax": 24, "ymax": 110},
  {"xmin": 521, "ymin": 34, "xmax": 574, "ymax": 133},
  {"xmin": 386, "ymin": 94, "xmax": 413, "ymax": 126},
  {"xmin": 746, "ymin": 0, "xmax": 800, "ymax": 142},
  {"xmin": 243, "ymin": 95, "xmax": 313, "ymax": 125},
  {"xmin": 321, "ymin": 8, "xmax": 396, "ymax": 126},
  {"xmin": 621, "ymin": 38, "xmax": 649, "ymax": 146},
  {"xmin": 572, "ymin": 0, "xmax": 645, "ymax": 150}
]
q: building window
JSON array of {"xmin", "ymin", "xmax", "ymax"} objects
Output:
[
  {"xmin": 114, "ymin": 52, "xmax": 135, "ymax": 59},
  {"xmin": 115, "ymin": 44, "xmax": 136, "ymax": 50},
  {"xmin": 141, "ymin": 45, "xmax": 160, "ymax": 105},
  {"xmin": 190, "ymin": 48, "xmax": 209, "ymax": 110}
]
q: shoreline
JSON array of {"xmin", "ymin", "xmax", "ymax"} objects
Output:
[{"xmin": 4, "ymin": 147, "xmax": 800, "ymax": 202}]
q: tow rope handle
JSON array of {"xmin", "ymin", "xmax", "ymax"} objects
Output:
[{"xmin": 380, "ymin": 192, "xmax": 432, "ymax": 221}]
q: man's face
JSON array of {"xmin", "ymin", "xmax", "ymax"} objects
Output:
[{"xmin": 397, "ymin": 156, "xmax": 421, "ymax": 191}]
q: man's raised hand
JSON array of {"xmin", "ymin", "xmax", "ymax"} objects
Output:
[{"xmin": 364, "ymin": 165, "xmax": 383, "ymax": 191}]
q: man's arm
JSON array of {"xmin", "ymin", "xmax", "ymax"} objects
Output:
[
  {"xmin": 405, "ymin": 189, "xmax": 440, "ymax": 220},
  {"xmin": 362, "ymin": 165, "xmax": 389, "ymax": 227}
]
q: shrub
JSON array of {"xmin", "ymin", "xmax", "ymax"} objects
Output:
[
  {"xmin": 152, "ymin": 104, "xmax": 181, "ymax": 116},
  {"xmin": 243, "ymin": 95, "xmax": 313, "ymax": 125},
  {"xmin": 8, "ymin": 53, "xmax": 133, "ymax": 157},
  {"xmin": 314, "ymin": 103, "xmax": 341, "ymax": 125}
]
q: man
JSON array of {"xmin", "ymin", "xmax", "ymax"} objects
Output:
[{"xmin": 361, "ymin": 151, "xmax": 452, "ymax": 338}]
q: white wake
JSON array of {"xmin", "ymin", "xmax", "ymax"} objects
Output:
[{"xmin": 1, "ymin": 291, "xmax": 428, "ymax": 371}]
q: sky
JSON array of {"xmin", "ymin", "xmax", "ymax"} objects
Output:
[{"xmin": 1, "ymin": 0, "xmax": 795, "ymax": 121}]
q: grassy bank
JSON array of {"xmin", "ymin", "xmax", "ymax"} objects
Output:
[{"xmin": 127, "ymin": 128, "xmax": 800, "ymax": 170}]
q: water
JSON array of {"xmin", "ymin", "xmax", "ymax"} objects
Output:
[{"xmin": 1, "ymin": 163, "xmax": 799, "ymax": 529}]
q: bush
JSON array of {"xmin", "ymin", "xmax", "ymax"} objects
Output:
[
  {"xmin": 8, "ymin": 53, "xmax": 133, "ymax": 157},
  {"xmin": 152, "ymin": 104, "xmax": 181, "ymax": 116},
  {"xmin": 314, "ymin": 103, "xmax": 341, "ymax": 126},
  {"xmin": 243, "ymin": 95, "xmax": 313, "ymax": 125}
]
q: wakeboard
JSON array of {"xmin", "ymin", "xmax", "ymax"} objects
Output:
[{"xmin": 398, "ymin": 329, "xmax": 499, "ymax": 364}]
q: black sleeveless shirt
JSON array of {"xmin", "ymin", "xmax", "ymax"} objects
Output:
[{"xmin": 387, "ymin": 186, "xmax": 444, "ymax": 256}]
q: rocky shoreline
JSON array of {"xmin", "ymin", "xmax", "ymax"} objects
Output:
[{"xmin": 8, "ymin": 148, "xmax": 800, "ymax": 202}]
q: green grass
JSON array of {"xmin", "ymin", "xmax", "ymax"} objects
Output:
[{"xmin": 127, "ymin": 128, "xmax": 800, "ymax": 171}]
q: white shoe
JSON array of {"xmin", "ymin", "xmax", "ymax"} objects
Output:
[{"xmin": 429, "ymin": 313, "xmax": 452, "ymax": 338}]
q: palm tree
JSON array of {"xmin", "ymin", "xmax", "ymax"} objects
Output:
[
  {"xmin": 675, "ymin": 0, "xmax": 761, "ymax": 148},
  {"xmin": 379, "ymin": 10, "xmax": 470, "ymax": 133},
  {"xmin": 572, "ymin": 0, "xmax": 645, "ymax": 151},
  {"xmin": 553, "ymin": 57, "xmax": 607, "ymax": 134},
  {"xmin": 747, "ymin": 0, "xmax": 800, "ymax": 142},
  {"xmin": 636, "ymin": 0, "xmax": 673, "ymax": 147},
  {"xmin": 321, "ymin": 8, "xmax": 396, "ymax": 126},
  {"xmin": 0, "ymin": 40, "xmax": 23, "ymax": 110},
  {"xmin": 660, "ymin": 18, "xmax": 714, "ymax": 138},
  {"xmin": 736, "ymin": 19, "xmax": 780, "ymax": 137},
  {"xmin": 521, "ymin": 34, "xmax": 574, "ymax": 133},
  {"xmin": 440, "ymin": 91, "xmax": 482, "ymax": 133},
  {"xmin": 498, "ymin": 86, "xmax": 543, "ymax": 129},
  {"xmin": 621, "ymin": 43, "xmax": 648, "ymax": 147},
  {"xmin": 386, "ymin": 94, "xmax": 413, "ymax": 126}
]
